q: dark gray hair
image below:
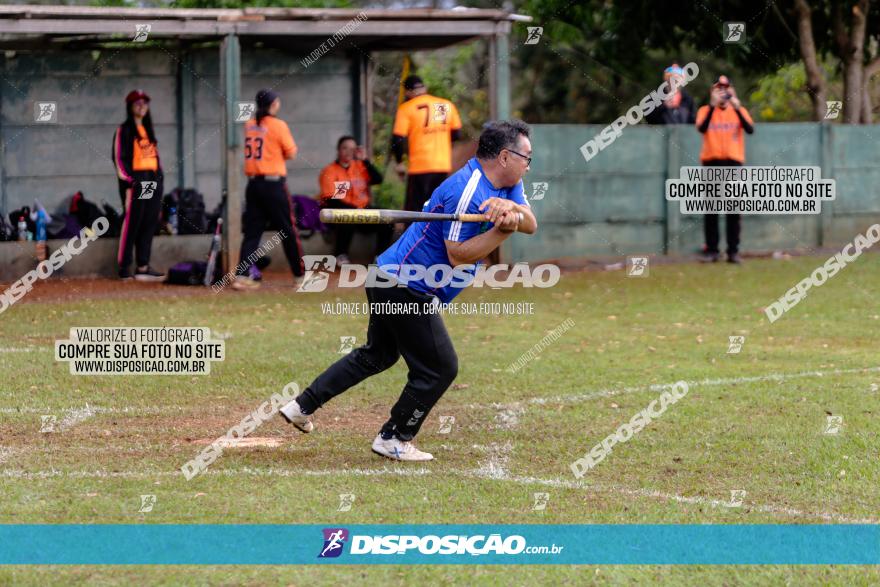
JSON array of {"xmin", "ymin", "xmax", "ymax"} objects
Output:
[{"xmin": 476, "ymin": 119, "xmax": 531, "ymax": 159}]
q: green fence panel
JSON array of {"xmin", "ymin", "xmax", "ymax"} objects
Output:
[{"xmin": 506, "ymin": 123, "xmax": 880, "ymax": 263}]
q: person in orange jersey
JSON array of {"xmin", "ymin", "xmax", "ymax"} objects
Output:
[
  {"xmin": 111, "ymin": 89, "xmax": 165, "ymax": 282},
  {"xmin": 695, "ymin": 75, "xmax": 754, "ymax": 264},
  {"xmin": 318, "ymin": 136, "xmax": 390, "ymax": 263},
  {"xmin": 233, "ymin": 89, "xmax": 305, "ymax": 291},
  {"xmin": 391, "ymin": 75, "xmax": 463, "ymax": 212}
]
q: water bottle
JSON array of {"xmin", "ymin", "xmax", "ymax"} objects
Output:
[
  {"xmin": 169, "ymin": 206, "xmax": 178, "ymax": 235},
  {"xmin": 17, "ymin": 216, "xmax": 27, "ymax": 241},
  {"xmin": 35, "ymin": 210, "xmax": 48, "ymax": 261},
  {"xmin": 35, "ymin": 210, "xmax": 47, "ymax": 242}
]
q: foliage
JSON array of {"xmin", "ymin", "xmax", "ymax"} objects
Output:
[
  {"xmin": 749, "ymin": 60, "xmax": 841, "ymax": 122},
  {"xmin": 368, "ymin": 42, "xmax": 489, "ymax": 206}
]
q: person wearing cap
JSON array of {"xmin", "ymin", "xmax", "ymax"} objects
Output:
[
  {"xmin": 232, "ymin": 89, "xmax": 305, "ymax": 291},
  {"xmin": 391, "ymin": 75, "xmax": 463, "ymax": 212},
  {"xmin": 646, "ymin": 63, "xmax": 696, "ymax": 125},
  {"xmin": 318, "ymin": 135, "xmax": 391, "ymax": 263},
  {"xmin": 695, "ymin": 75, "xmax": 755, "ymax": 264},
  {"xmin": 111, "ymin": 89, "xmax": 165, "ymax": 281}
]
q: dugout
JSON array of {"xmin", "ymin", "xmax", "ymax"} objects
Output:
[{"xmin": 0, "ymin": 5, "xmax": 527, "ymax": 279}]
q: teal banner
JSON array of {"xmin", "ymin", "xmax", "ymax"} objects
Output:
[{"xmin": 1, "ymin": 525, "xmax": 877, "ymax": 565}]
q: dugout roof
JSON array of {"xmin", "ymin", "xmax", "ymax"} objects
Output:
[
  {"xmin": 0, "ymin": 5, "xmax": 528, "ymax": 50},
  {"xmin": 0, "ymin": 4, "xmax": 528, "ymax": 271}
]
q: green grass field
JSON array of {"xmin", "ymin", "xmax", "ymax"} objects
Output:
[{"xmin": 1, "ymin": 254, "xmax": 878, "ymax": 585}]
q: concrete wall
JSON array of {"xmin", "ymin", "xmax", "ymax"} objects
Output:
[
  {"xmin": 0, "ymin": 46, "xmax": 356, "ymax": 217},
  {"xmin": 507, "ymin": 123, "xmax": 880, "ymax": 263},
  {"xmin": 2, "ymin": 49, "xmax": 178, "ymax": 215},
  {"xmin": 0, "ymin": 231, "xmax": 337, "ymax": 281},
  {"xmin": 191, "ymin": 47, "xmax": 357, "ymax": 205}
]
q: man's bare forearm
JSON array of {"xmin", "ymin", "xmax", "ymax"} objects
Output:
[{"xmin": 446, "ymin": 227, "xmax": 511, "ymax": 266}]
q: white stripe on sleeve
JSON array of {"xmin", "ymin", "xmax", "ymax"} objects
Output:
[{"xmin": 448, "ymin": 168, "xmax": 482, "ymax": 241}]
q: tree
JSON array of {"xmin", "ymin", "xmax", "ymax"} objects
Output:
[
  {"xmin": 520, "ymin": 0, "xmax": 880, "ymax": 123},
  {"xmin": 788, "ymin": 0, "xmax": 877, "ymax": 121}
]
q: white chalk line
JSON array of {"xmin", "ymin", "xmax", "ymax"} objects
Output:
[
  {"xmin": 1, "ymin": 367, "xmax": 877, "ymax": 524},
  {"xmin": 55, "ymin": 405, "xmax": 96, "ymax": 432},
  {"xmin": 3, "ymin": 405, "xmax": 98, "ymax": 433},
  {"xmin": 3, "ymin": 366, "xmax": 876, "ymax": 421},
  {"xmin": 471, "ymin": 442, "xmax": 513, "ymax": 479},
  {"xmin": 467, "ymin": 470, "xmax": 880, "ymax": 524},
  {"xmin": 0, "ymin": 465, "xmax": 432, "ymax": 480},
  {"xmin": 0, "ymin": 406, "xmax": 186, "ymax": 416},
  {"xmin": 1, "ymin": 459, "xmax": 875, "ymax": 524},
  {"xmin": 464, "ymin": 444, "xmax": 879, "ymax": 525},
  {"xmin": 477, "ymin": 365, "xmax": 880, "ymax": 411}
]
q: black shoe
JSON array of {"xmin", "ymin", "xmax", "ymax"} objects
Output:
[
  {"xmin": 134, "ymin": 267, "xmax": 166, "ymax": 282},
  {"xmin": 698, "ymin": 252, "xmax": 720, "ymax": 263},
  {"xmin": 727, "ymin": 253, "xmax": 742, "ymax": 264},
  {"xmin": 119, "ymin": 268, "xmax": 133, "ymax": 281}
]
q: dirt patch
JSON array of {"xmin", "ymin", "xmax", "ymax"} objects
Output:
[
  {"xmin": 190, "ymin": 437, "xmax": 286, "ymax": 448},
  {"xmin": 5, "ymin": 271, "xmax": 306, "ymax": 305},
  {"xmin": 2, "ymin": 402, "xmax": 389, "ymax": 446}
]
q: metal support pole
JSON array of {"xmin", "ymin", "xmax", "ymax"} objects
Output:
[
  {"xmin": 818, "ymin": 123, "xmax": 833, "ymax": 247},
  {"xmin": 494, "ymin": 32, "xmax": 511, "ymax": 120},
  {"xmin": 664, "ymin": 126, "xmax": 681, "ymax": 254},
  {"xmin": 177, "ymin": 48, "xmax": 196, "ymax": 190},
  {"xmin": 220, "ymin": 33, "xmax": 242, "ymax": 275}
]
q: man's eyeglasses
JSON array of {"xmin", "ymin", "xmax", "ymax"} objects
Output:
[{"xmin": 505, "ymin": 148, "xmax": 532, "ymax": 165}]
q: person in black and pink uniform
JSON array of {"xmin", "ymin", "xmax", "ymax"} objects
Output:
[{"xmin": 111, "ymin": 89, "xmax": 165, "ymax": 281}]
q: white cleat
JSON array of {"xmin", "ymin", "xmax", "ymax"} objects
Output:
[
  {"xmin": 279, "ymin": 399, "xmax": 314, "ymax": 433},
  {"xmin": 371, "ymin": 435, "xmax": 434, "ymax": 462}
]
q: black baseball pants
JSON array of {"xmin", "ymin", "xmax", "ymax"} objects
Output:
[
  {"xmin": 117, "ymin": 170, "xmax": 163, "ymax": 270},
  {"xmin": 703, "ymin": 159, "xmax": 742, "ymax": 256},
  {"xmin": 404, "ymin": 172, "xmax": 448, "ymax": 212},
  {"xmin": 237, "ymin": 178, "xmax": 304, "ymax": 277},
  {"xmin": 295, "ymin": 284, "xmax": 459, "ymax": 441}
]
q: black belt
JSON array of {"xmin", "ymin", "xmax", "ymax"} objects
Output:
[{"xmin": 249, "ymin": 175, "xmax": 285, "ymax": 182}]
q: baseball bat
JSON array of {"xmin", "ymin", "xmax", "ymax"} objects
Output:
[
  {"xmin": 203, "ymin": 218, "xmax": 223, "ymax": 287},
  {"xmin": 319, "ymin": 208, "xmax": 488, "ymax": 224}
]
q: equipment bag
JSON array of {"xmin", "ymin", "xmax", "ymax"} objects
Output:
[
  {"xmin": 291, "ymin": 195, "xmax": 326, "ymax": 237},
  {"xmin": 166, "ymin": 260, "xmax": 224, "ymax": 286},
  {"xmin": 177, "ymin": 188, "xmax": 207, "ymax": 235}
]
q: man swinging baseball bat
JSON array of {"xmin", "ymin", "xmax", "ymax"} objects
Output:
[{"xmin": 279, "ymin": 120, "xmax": 538, "ymax": 461}]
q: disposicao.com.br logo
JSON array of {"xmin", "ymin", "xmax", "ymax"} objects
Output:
[
  {"xmin": 317, "ymin": 528, "xmax": 563, "ymax": 558},
  {"xmin": 297, "ymin": 255, "xmax": 560, "ymax": 293}
]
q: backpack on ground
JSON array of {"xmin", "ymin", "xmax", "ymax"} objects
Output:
[
  {"xmin": 101, "ymin": 200, "xmax": 123, "ymax": 238},
  {"xmin": 69, "ymin": 192, "xmax": 105, "ymax": 234},
  {"xmin": 177, "ymin": 188, "xmax": 207, "ymax": 235},
  {"xmin": 166, "ymin": 261, "xmax": 224, "ymax": 286},
  {"xmin": 0, "ymin": 215, "xmax": 14, "ymax": 241},
  {"xmin": 291, "ymin": 195, "xmax": 326, "ymax": 237}
]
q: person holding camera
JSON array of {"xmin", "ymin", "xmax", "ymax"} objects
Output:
[{"xmin": 695, "ymin": 75, "xmax": 754, "ymax": 264}]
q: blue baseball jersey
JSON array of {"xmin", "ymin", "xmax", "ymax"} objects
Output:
[{"xmin": 377, "ymin": 158, "xmax": 529, "ymax": 303}]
